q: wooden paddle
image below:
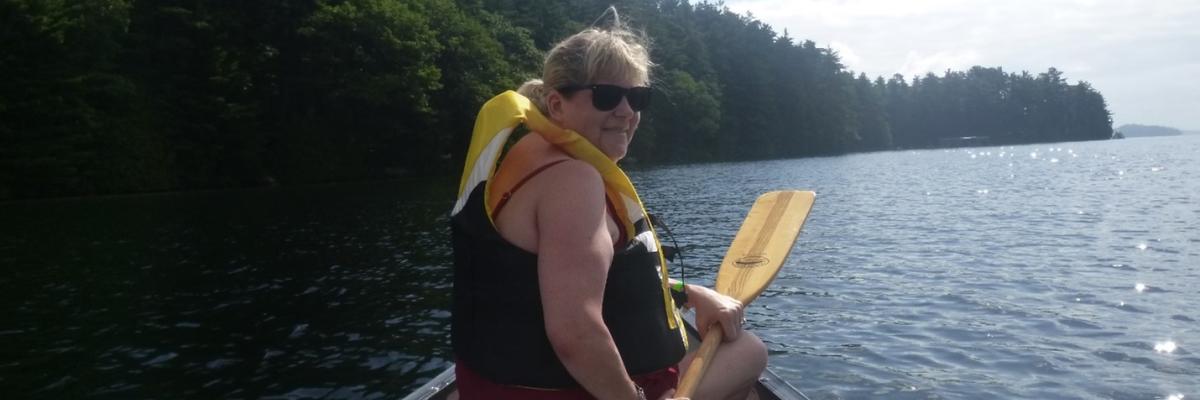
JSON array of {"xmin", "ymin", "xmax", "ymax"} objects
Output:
[{"xmin": 675, "ymin": 190, "xmax": 815, "ymax": 398}]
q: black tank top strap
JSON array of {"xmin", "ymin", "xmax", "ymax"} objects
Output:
[{"xmin": 491, "ymin": 159, "xmax": 571, "ymax": 219}]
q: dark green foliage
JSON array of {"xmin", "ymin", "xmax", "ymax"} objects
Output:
[
  {"xmin": 642, "ymin": 69, "xmax": 721, "ymax": 162},
  {"xmin": 0, "ymin": 0, "xmax": 1114, "ymax": 199},
  {"xmin": 1, "ymin": 0, "xmax": 172, "ymax": 198}
]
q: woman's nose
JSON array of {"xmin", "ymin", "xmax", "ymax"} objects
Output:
[{"xmin": 611, "ymin": 95, "xmax": 635, "ymax": 117}]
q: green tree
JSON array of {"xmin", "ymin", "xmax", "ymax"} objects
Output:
[
  {"xmin": 639, "ymin": 69, "xmax": 721, "ymax": 162},
  {"xmin": 1, "ymin": 0, "xmax": 171, "ymax": 198},
  {"xmin": 852, "ymin": 73, "xmax": 891, "ymax": 151}
]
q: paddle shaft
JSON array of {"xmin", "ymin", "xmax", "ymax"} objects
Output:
[{"xmin": 675, "ymin": 325, "xmax": 723, "ymax": 396}]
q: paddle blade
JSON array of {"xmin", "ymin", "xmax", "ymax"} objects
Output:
[{"xmin": 715, "ymin": 190, "xmax": 815, "ymax": 303}]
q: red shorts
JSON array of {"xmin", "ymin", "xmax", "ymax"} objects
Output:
[{"xmin": 455, "ymin": 361, "xmax": 679, "ymax": 400}]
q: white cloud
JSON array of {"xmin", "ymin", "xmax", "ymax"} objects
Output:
[
  {"xmin": 898, "ymin": 50, "xmax": 982, "ymax": 78},
  {"xmin": 828, "ymin": 41, "xmax": 863, "ymax": 71}
]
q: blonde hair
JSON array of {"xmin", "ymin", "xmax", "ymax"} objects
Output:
[{"xmin": 518, "ymin": 7, "xmax": 652, "ymax": 114}]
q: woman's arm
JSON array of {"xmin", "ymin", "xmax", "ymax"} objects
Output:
[{"xmin": 535, "ymin": 161, "xmax": 641, "ymax": 400}]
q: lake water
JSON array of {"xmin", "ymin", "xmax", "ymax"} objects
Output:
[{"xmin": 2, "ymin": 135, "xmax": 1197, "ymax": 399}]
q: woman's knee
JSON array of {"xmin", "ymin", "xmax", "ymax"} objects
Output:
[
  {"xmin": 712, "ymin": 331, "xmax": 767, "ymax": 373},
  {"xmin": 738, "ymin": 331, "xmax": 768, "ymax": 372},
  {"xmin": 716, "ymin": 332, "xmax": 768, "ymax": 400}
]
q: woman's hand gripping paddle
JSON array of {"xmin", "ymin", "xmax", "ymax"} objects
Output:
[{"xmin": 675, "ymin": 191, "xmax": 815, "ymax": 398}]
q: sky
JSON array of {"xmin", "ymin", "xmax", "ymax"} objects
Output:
[{"xmin": 723, "ymin": 0, "xmax": 1200, "ymax": 130}]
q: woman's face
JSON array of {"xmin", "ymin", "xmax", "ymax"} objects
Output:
[{"xmin": 549, "ymin": 78, "xmax": 643, "ymax": 161}]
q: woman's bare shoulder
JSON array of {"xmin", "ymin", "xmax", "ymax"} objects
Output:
[{"xmin": 534, "ymin": 159, "xmax": 603, "ymax": 201}]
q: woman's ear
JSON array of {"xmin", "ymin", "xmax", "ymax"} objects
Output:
[{"xmin": 546, "ymin": 90, "xmax": 566, "ymax": 122}]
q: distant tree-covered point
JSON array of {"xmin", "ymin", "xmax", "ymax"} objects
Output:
[
  {"xmin": 1115, "ymin": 124, "xmax": 1183, "ymax": 137},
  {"xmin": 0, "ymin": 0, "xmax": 1114, "ymax": 200}
]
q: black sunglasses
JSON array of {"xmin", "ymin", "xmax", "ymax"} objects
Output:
[{"xmin": 558, "ymin": 84, "xmax": 652, "ymax": 112}]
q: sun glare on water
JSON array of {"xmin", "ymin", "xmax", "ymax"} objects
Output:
[{"xmin": 1155, "ymin": 341, "xmax": 1177, "ymax": 354}]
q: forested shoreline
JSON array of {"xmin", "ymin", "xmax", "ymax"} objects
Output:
[{"xmin": 0, "ymin": 0, "xmax": 1113, "ymax": 200}]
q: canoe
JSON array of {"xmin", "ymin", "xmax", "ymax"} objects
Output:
[{"xmin": 401, "ymin": 314, "xmax": 810, "ymax": 400}]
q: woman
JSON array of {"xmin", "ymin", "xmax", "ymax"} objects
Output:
[{"xmin": 450, "ymin": 9, "xmax": 766, "ymax": 400}]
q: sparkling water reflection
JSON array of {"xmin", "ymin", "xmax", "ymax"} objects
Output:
[
  {"xmin": 2, "ymin": 135, "xmax": 1197, "ymax": 399},
  {"xmin": 631, "ymin": 135, "xmax": 1199, "ymax": 400}
]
